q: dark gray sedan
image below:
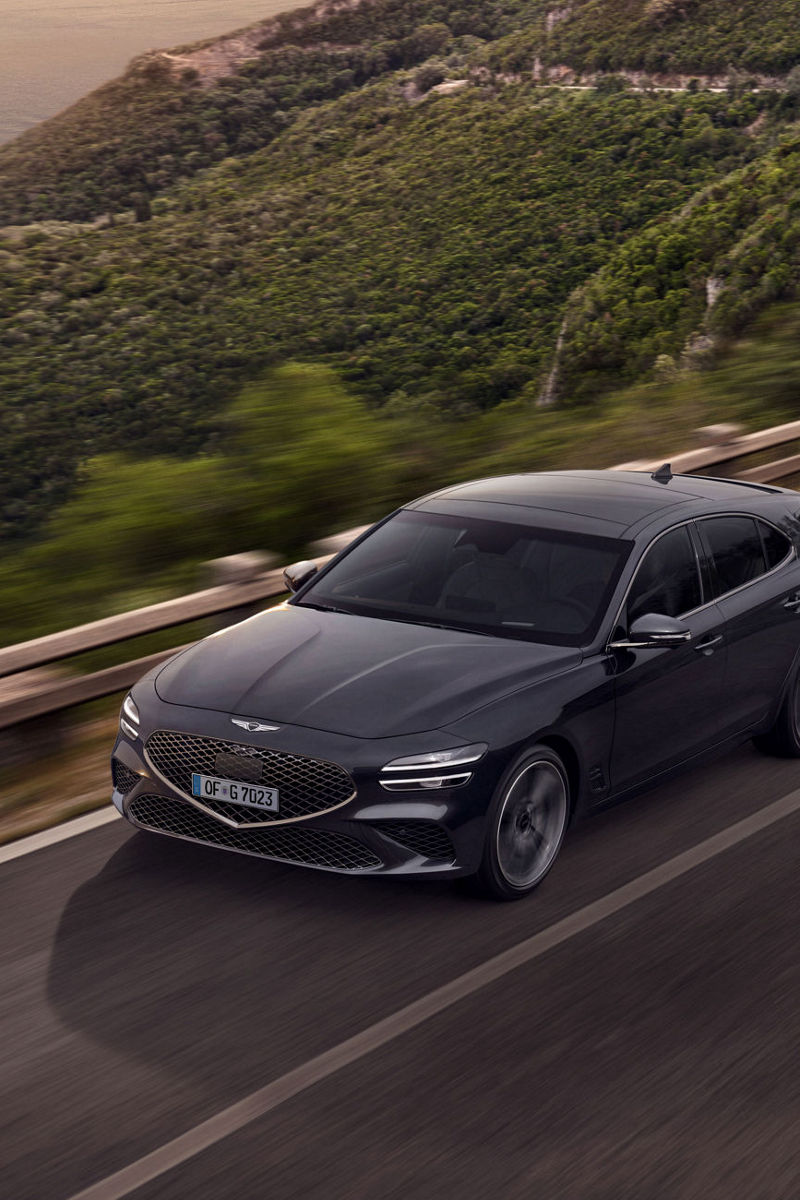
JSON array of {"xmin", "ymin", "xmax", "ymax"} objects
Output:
[{"xmin": 111, "ymin": 469, "xmax": 800, "ymax": 899}]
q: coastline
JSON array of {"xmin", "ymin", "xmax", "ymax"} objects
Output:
[{"xmin": 0, "ymin": 0, "xmax": 303, "ymax": 146}]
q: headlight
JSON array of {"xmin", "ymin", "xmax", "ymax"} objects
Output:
[
  {"xmin": 379, "ymin": 743, "xmax": 486, "ymax": 792},
  {"xmin": 119, "ymin": 692, "xmax": 140, "ymax": 741},
  {"xmin": 381, "ymin": 744, "xmax": 487, "ymax": 771}
]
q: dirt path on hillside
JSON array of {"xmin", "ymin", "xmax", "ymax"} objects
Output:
[{"xmin": 156, "ymin": 0, "xmax": 367, "ymax": 83}]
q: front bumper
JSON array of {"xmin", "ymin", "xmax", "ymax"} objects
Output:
[{"xmin": 111, "ymin": 691, "xmax": 503, "ymax": 880}]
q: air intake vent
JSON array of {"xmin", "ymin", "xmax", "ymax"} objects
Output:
[
  {"xmin": 112, "ymin": 758, "xmax": 140, "ymax": 796},
  {"xmin": 374, "ymin": 820, "xmax": 455, "ymax": 863},
  {"xmin": 128, "ymin": 794, "xmax": 381, "ymax": 872}
]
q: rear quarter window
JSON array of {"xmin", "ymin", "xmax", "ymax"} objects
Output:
[
  {"xmin": 758, "ymin": 520, "xmax": 792, "ymax": 570},
  {"xmin": 700, "ymin": 516, "xmax": 767, "ymax": 597}
]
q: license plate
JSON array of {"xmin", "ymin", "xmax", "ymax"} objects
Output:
[{"xmin": 191, "ymin": 773, "xmax": 279, "ymax": 813}]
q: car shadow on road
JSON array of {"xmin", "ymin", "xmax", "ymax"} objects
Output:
[{"xmin": 45, "ymin": 828, "xmax": 510, "ymax": 1098}]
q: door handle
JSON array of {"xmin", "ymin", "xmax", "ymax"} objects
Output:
[
  {"xmin": 694, "ymin": 633, "xmax": 723, "ymax": 656},
  {"xmin": 783, "ymin": 594, "xmax": 800, "ymax": 612}
]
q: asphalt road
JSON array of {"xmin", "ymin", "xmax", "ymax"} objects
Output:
[{"xmin": 2, "ymin": 742, "xmax": 800, "ymax": 1200}]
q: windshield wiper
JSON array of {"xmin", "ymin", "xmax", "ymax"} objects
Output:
[
  {"xmin": 296, "ymin": 601, "xmax": 352, "ymax": 615},
  {"xmin": 370, "ymin": 612, "xmax": 476, "ymax": 633}
]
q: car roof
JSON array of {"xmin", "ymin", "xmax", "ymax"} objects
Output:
[{"xmin": 409, "ymin": 470, "xmax": 788, "ymax": 537}]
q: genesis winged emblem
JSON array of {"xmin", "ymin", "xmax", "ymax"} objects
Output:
[{"xmin": 231, "ymin": 718, "xmax": 281, "ymax": 733}]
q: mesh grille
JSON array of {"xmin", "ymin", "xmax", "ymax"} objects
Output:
[
  {"xmin": 145, "ymin": 730, "xmax": 355, "ymax": 824},
  {"xmin": 128, "ymin": 795, "xmax": 382, "ymax": 872},
  {"xmin": 112, "ymin": 758, "xmax": 140, "ymax": 796},
  {"xmin": 374, "ymin": 821, "xmax": 455, "ymax": 863}
]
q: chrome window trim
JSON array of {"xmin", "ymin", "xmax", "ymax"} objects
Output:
[
  {"xmin": 694, "ymin": 513, "xmax": 796, "ymax": 605},
  {"xmin": 605, "ymin": 512, "xmax": 797, "ymax": 651},
  {"xmin": 143, "ymin": 731, "xmax": 357, "ymax": 829}
]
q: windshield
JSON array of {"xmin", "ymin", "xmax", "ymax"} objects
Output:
[{"xmin": 295, "ymin": 509, "xmax": 632, "ymax": 645}]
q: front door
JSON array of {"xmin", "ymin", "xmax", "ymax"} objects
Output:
[
  {"xmin": 696, "ymin": 515, "xmax": 800, "ymax": 733},
  {"xmin": 611, "ymin": 523, "xmax": 728, "ymax": 793}
]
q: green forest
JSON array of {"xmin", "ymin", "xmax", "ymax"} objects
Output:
[
  {"xmin": 3, "ymin": 0, "xmax": 800, "ymax": 640},
  {"xmin": 492, "ymin": 0, "xmax": 800, "ymax": 77}
]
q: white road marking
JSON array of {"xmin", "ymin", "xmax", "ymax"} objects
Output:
[
  {"xmin": 66, "ymin": 786, "xmax": 800, "ymax": 1200},
  {"xmin": 0, "ymin": 806, "xmax": 120, "ymax": 864}
]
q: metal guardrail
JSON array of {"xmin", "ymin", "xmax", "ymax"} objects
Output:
[
  {"xmin": 0, "ymin": 571, "xmax": 288, "ymax": 681},
  {"xmin": 615, "ymin": 418, "xmax": 800, "ymax": 478},
  {"xmin": 1, "ymin": 428, "xmax": 800, "ymax": 732},
  {"xmin": 0, "ymin": 568, "xmax": 312, "ymax": 729}
]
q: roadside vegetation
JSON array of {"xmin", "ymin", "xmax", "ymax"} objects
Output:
[
  {"xmin": 3, "ymin": 308, "xmax": 800, "ymax": 649},
  {"xmin": 0, "ymin": 711, "xmax": 119, "ymax": 843}
]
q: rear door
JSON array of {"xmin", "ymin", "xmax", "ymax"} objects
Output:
[{"xmin": 611, "ymin": 522, "xmax": 728, "ymax": 793}]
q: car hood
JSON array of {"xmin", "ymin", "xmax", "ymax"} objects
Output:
[{"xmin": 154, "ymin": 604, "xmax": 581, "ymax": 738}]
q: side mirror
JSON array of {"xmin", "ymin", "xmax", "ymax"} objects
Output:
[
  {"xmin": 609, "ymin": 612, "xmax": 692, "ymax": 651},
  {"xmin": 283, "ymin": 560, "xmax": 318, "ymax": 594}
]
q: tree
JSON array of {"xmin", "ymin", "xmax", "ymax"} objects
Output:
[
  {"xmin": 401, "ymin": 23, "xmax": 451, "ymax": 67},
  {"xmin": 131, "ymin": 192, "xmax": 152, "ymax": 223},
  {"xmin": 786, "ymin": 65, "xmax": 800, "ymax": 98}
]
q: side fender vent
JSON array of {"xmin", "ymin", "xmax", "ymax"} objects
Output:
[{"xmin": 588, "ymin": 765, "xmax": 607, "ymax": 794}]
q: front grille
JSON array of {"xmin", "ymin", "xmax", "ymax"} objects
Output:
[
  {"xmin": 128, "ymin": 795, "xmax": 382, "ymax": 872},
  {"xmin": 145, "ymin": 730, "xmax": 355, "ymax": 824},
  {"xmin": 374, "ymin": 820, "xmax": 455, "ymax": 864},
  {"xmin": 111, "ymin": 758, "xmax": 140, "ymax": 796}
]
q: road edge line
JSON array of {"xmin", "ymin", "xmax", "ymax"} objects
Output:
[{"xmin": 0, "ymin": 807, "xmax": 120, "ymax": 864}]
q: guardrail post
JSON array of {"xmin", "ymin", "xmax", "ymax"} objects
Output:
[
  {"xmin": 0, "ymin": 669, "xmax": 68, "ymax": 767},
  {"xmin": 694, "ymin": 423, "xmax": 744, "ymax": 446},
  {"xmin": 202, "ymin": 552, "xmax": 279, "ymax": 629},
  {"xmin": 310, "ymin": 526, "xmax": 370, "ymax": 559}
]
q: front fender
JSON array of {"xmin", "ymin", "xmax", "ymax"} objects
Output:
[{"xmin": 440, "ymin": 653, "xmax": 616, "ymax": 818}]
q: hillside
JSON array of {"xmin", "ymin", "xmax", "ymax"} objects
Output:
[
  {"xmin": 2, "ymin": 0, "xmax": 799, "ymax": 227},
  {"xmin": 2, "ymin": 0, "xmax": 800, "ymax": 558},
  {"xmin": 0, "ymin": 0, "xmax": 541, "ymax": 225},
  {"xmin": 491, "ymin": 0, "xmax": 800, "ymax": 78},
  {"xmin": 0, "ymin": 83, "xmax": 779, "ymax": 537}
]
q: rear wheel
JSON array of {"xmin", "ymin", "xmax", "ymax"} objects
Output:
[
  {"xmin": 474, "ymin": 746, "xmax": 570, "ymax": 901},
  {"xmin": 754, "ymin": 665, "xmax": 800, "ymax": 757}
]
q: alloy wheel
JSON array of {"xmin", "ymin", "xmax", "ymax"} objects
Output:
[{"xmin": 495, "ymin": 758, "xmax": 568, "ymax": 889}]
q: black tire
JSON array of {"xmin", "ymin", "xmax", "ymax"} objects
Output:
[
  {"xmin": 754, "ymin": 665, "xmax": 800, "ymax": 757},
  {"xmin": 473, "ymin": 745, "xmax": 570, "ymax": 901}
]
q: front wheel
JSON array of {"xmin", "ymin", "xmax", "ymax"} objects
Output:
[
  {"xmin": 474, "ymin": 746, "xmax": 570, "ymax": 901},
  {"xmin": 754, "ymin": 665, "xmax": 800, "ymax": 757}
]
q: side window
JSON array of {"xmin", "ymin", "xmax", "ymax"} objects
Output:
[
  {"xmin": 700, "ymin": 517, "xmax": 767, "ymax": 597},
  {"xmin": 758, "ymin": 520, "xmax": 792, "ymax": 570},
  {"xmin": 627, "ymin": 526, "xmax": 702, "ymax": 623}
]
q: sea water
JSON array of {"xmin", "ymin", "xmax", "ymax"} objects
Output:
[{"xmin": 0, "ymin": 0, "xmax": 300, "ymax": 144}]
